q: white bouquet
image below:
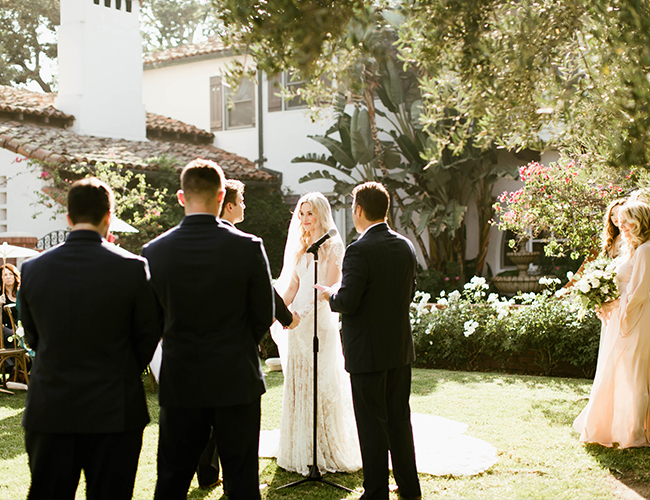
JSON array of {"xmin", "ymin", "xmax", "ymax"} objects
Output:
[{"xmin": 571, "ymin": 256, "xmax": 619, "ymax": 319}]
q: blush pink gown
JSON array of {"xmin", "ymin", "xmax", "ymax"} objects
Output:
[{"xmin": 574, "ymin": 241, "xmax": 650, "ymax": 448}]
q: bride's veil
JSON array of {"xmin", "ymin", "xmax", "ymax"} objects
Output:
[{"xmin": 270, "ymin": 192, "xmax": 343, "ymax": 370}]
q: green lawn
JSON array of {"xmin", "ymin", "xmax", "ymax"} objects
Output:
[{"xmin": 2, "ymin": 368, "xmax": 649, "ymax": 499}]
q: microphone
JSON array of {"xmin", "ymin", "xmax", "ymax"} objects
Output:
[{"xmin": 307, "ymin": 228, "xmax": 337, "ymax": 254}]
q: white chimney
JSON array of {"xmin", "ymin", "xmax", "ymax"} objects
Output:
[{"xmin": 56, "ymin": 0, "xmax": 147, "ymax": 141}]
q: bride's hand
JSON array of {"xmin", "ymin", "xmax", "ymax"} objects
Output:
[
  {"xmin": 597, "ymin": 299, "xmax": 620, "ymax": 321},
  {"xmin": 286, "ymin": 312, "xmax": 300, "ymax": 330}
]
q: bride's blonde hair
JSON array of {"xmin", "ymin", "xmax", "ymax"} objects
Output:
[
  {"xmin": 619, "ymin": 201, "xmax": 650, "ymax": 257},
  {"xmin": 293, "ymin": 192, "xmax": 336, "ymax": 265}
]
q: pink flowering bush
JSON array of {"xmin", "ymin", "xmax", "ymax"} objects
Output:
[{"xmin": 493, "ymin": 159, "xmax": 634, "ymax": 259}]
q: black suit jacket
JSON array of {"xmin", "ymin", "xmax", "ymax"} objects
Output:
[
  {"xmin": 220, "ymin": 220, "xmax": 291, "ymax": 327},
  {"xmin": 20, "ymin": 230, "xmax": 162, "ymax": 433},
  {"xmin": 329, "ymin": 223, "xmax": 417, "ymax": 374},
  {"xmin": 274, "ymin": 289, "xmax": 292, "ymax": 327},
  {"xmin": 142, "ymin": 215, "xmax": 274, "ymax": 408}
]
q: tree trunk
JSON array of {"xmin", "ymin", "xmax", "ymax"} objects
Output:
[
  {"xmin": 363, "ymin": 84, "xmax": 433, "ymax": 269},
  {"xmin": 474, "ymin": 179, "xmax": 494, "ymax": 277}
]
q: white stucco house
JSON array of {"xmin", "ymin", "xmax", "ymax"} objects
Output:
[
  {"xmin": 142, "ymin": 37, "xmax": 561, "ymax": 277},
  {"xmin": 0, "ymin": 0, "xmax": 277, "ymax": 258}
]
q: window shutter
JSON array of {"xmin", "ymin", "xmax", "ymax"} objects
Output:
[
  {"xmin": 210, "ymin": 76, "xmax": 223, "ymax": 131},
  {"xmin": 268, "ymin": 73, "xmax": 283, "ymax": 112}
]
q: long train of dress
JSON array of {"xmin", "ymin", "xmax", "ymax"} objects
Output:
[{"xmin": 260, "ymin": 412, "xmax": 497, "ymax": 476}]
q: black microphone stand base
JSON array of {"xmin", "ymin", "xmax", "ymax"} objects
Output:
[{"xmin": 275, "ymin": 464, "xmax": 355, "ymax": 493}]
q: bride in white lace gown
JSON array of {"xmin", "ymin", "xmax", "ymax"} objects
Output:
[{"xmin": 271, "ymin": 192, "xmax": 362, "ymax": 475}]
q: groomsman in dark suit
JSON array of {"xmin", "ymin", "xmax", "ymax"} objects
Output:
[
  {"xmin": 318, "ymin": 182, "xmax": 422, "ymax": 500},
  {"xmin": 19, "ymin": 178, "xmax": 162, "ymax": 500},
  {"xmin": 195, "ymin": 178, "xmax": 298, "ymax": 489},
  {"xmin": 142, "ymin": 160, "xmax": 275, "ymax": 500}
]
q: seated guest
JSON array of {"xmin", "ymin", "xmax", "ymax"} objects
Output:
[{"xmin": 1, "ymin": 263, "xmax": 21, "ymax": 379}]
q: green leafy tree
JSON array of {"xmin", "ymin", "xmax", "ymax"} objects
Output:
[
  {"xmin": 0, "ymin": 0, "xmax": 58, "ymax": 92},
  {"xmin": 141, "ymin": 0, "xmax": 223, "ymax": 52},
  {"xmin": 33, "ymin": 157, "xmax": 291, "ymax": 266},
  {"xmin": 212, "ymin": 0, "xmax": 365, "ymax": 75},
  {"xmin": 34, "ymin": 159, "xmax": 182, "ymax": 254},
  {"xmin": 399, "ymin": 0, "xmax": 650, "ymax": 170}
]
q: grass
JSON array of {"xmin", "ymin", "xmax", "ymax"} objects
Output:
[{"xmin": 2, "ymin": 368, "xmax": 650, "ymax": 499}]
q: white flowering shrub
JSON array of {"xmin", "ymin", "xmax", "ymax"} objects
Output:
[{"xmin": 410, "ymin": 276, "xmax": 601, "ymax": 376}]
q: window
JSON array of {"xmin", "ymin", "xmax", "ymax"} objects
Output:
[
  {"xmin": 226, "ymin": 78, "xmax": 255, "ymax": 129},
  {"xmin": 210, "ymin": 76, "xmax": 255, "ymax": 131},
  {"xmin": 268, "ymin": 72, "xmax": 306, "ymax": 112},
  {"xmin": 210, "ymin": 76, "xmax": 223, "ymax": 131}
]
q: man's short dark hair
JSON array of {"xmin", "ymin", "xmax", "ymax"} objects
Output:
[
  {"xmin": 219, "ymin": 179, "xmax": 245, "ymax": 218},
  {"xmin": 180, "ymin": 159, "xmax": 225, "ymax": 203},
  {"xmin": 352, "ymin": 182, "xmax": 390, "ymax": 222},
  {"xmin": 68, "ymin": 177, "xmax": 114, "ymax": 226}
]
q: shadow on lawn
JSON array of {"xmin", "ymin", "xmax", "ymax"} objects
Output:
[
  {"xmin": 530, "ymin": 397, "xmax": 587, "ymax": 426},
  {"xmin": 586, "ymin": 444, "xmax": 650, "ymax": 499},
  {"xmin": 410, "ymin": 368, "xmax": 592, "ymax": 397}
]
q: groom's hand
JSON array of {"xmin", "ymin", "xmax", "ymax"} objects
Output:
[{"xmin": 314, "ymin": 284, "xmax": 330, "ymax": 301}]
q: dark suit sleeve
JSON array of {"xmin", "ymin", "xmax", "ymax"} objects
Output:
[
  {"xmin": 131, "ymin": 260, "xmax": 164, "ymax": 371},
  {"xmin": 274, "ymin": 287, "xmax": 293, "ymax": 327},
  {"xmin": 329, "ymin": 243, "xmax": 368, "ymax": 315},
  {"xmin": 247, "ymin": 239, "xmax": 275, "ymax": 343}
]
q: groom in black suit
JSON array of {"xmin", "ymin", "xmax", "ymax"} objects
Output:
[
  {"xmin": 320, "ymin": 182, "xmax": 421, "ymax": 500},
  {"xmin": 142, "ymin": 159, "xmax": 274, "ymax": 500},
  {"xmin": 20, "ymin": 178, "xmax": 162, "ymax": 500}
]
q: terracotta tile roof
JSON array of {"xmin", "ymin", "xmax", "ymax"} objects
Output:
[
  {"xmin": 146, "ymin": 112, "xmax": 214, "ymax": 144},
  {"xmin": 0, "ymin": 86, "xmax": 216, "ymax": 145},
  {"xmin": 0, "ymin": 85, "xmax": 73, "ymax": 123},
  {"xmin": 0, "ymin": 120, "xmax": 276, "ymax": 183},
  {"xmin": 0, "ymin": 86, "xmax": 276, "ymax": 184},
  {"xmin": 143, "ymin": 38, "xmax": 227, "ymax": 66}
]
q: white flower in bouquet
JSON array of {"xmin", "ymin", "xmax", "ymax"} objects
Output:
[{"xmin": 571, "ymin": 256, "xmax": 620, "ymax": 319}]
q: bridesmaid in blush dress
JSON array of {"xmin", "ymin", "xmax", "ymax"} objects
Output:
[{"xmin": 574, "ymin": 200, "xmax": 650, "ymax": 448}]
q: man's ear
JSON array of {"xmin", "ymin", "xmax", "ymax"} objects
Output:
[
  {"xmin": 177, "ymin": 189, "xmax": 185, "ymax": 207},
  {"xmin": 217, "ymin": 188, "xmax": 225, "ymax": 204}
]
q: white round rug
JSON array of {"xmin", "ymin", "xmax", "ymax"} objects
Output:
[{"xmin": 260, "ymin": 412, "xmax": 497, "ymax": 476}]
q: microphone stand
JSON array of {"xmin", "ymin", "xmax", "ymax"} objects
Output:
[{"xmin": 276, "ymin": 244, "xmax": 354, "ymax": 493}]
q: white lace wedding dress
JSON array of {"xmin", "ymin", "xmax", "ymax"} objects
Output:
[{"xmin": 273, "ymin": 240, "xmax": 362, "ymax": 475}]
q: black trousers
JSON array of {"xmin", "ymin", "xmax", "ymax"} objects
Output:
[
  {"xmin": 196, "ymin": 427, "xmax": 220, "ymax": 486},
  {"xmin": 24, "ymin": 429, "xmax": 144, "ymax": 500},
  {"xmin": 350, "ymin": 364, "xmax": 421, "ymax": 500},
  {"xmin": 153, "ymin": 398, "xmax": 261, "ymax": 500}
]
